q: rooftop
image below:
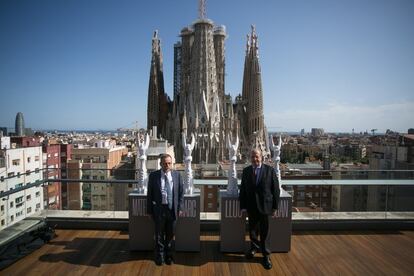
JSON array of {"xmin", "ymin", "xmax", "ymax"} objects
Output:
[{"xmin": 1, "ymin": 229, "xmax": 413, "ymax": 275}]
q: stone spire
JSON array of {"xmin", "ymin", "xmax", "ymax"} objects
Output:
[
  {"xmin": 147, "ymin": 30, "xmax": 168, "ymax": 137},
  {"xmin": 241, "ymin": 25, "xmax": 269, "ymax": 157}
]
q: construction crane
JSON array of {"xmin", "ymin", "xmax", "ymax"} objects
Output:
[{"xmin": 117, "ymin": 121, "xmax": 140, "ymax": 132}]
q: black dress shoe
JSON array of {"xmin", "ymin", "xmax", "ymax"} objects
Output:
[
  {"xmin": 262, "ymin": 256, "xmax": 272, "ymax": 270},
  {"xmin": 246, "ymin": 248, "xmax": 257, "ymax": 259},
  {"xmin": 155, "ymin": 257, "xmax": 164, "ymax": 266},
  {"xmin": 165, "ymin": 256, "xmax": 174, "ymax": 265}
]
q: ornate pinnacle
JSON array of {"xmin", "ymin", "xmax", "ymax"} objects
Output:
[
  {"xmin": 199, "ymin": 0, "xmax": 206, "ymax": 19},
  {"xmin": 251, "ymin": 24, "xmax": 256, "ymax": 36}
]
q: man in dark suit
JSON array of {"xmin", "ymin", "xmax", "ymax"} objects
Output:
[
  {"xmin": 239, "ymin": 149, "xmax": 280, "ymax": 270},
  {"xmin": 147, "ymin": 154, "xmax": 184, "ymax": 266}
]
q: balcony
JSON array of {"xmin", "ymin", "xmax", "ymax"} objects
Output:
[{"xmin": 0, "ymin": 168, "xmax": 413, "ymax": 273}]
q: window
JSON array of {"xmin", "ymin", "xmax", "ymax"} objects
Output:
[
  {"xmin": 10, "ymin": 215, "xmax": 14, "ymax": 222},
  {"xmin": 1, "ymin": 219, "xmax": 4, "ymax": 226},
  {"xmin": 27, "ymin": 157, "xmax": 31, "ymax": 163},
  {"xmin": 207, "ymin": 203, "xmax": 213, "ymax": 209},
  {"xmin": 93, "ymin": 176, "xmax": 98, "ymax": 180},
  {"xmin": 35, "ymin": 156, "xmax": 40, "ymax": 161},
  {"xmin": 27, "ymin": 207, "xmax": 32, "ymax": 214},
  {"xmin": 297, "ymin": 202, "xmax": 305, "ymax": 207},
  {"xmin": 16, "ymin": 210, "xmax": 23, "ymax": 217},
  {"xmin": 10, "ymin": 202, "xmax": 13, "ymax": 208},
  {"xmin": 8, "ymin": 172, "xmax": 14, "ymax": 177},
  {"xmin": 36, "ymin": 191, "xmax": 40, "ymax": 197},
  {"xmin": 0, "ymin": 205, "xmax": 4, "ymax": 212},
  {"xmin": 12, "ymin": 159, "xmax": 20, "ymax": 166},
  {"xmin": 208, "ymin": 193, "xmax": 213, "ymax": 199},
  {"xmin": 26, "ymin": 195, "xmax": 31, "ymax": 201},
  {"xmin": 100, "ymin": 176, "xmax": 105, "ymax": 180},
  {"xmin": 36, "ymin": 203, "xmax": 40, "ymax": 209}
]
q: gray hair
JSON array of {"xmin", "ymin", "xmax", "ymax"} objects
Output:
[
  {"xmin": 159, "ymin": 153, "xmax": 172, "ymax": 162},
  {"xmin": 250, "ymin": 148, "xmax": 262, "ymax": 156}
]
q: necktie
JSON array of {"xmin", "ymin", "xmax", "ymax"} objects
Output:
[
  {"xmin": 254, "ymin": 167, "xmax": 260, "ymax": 185},
  {"xmin": 164, "ymin": 174, "xmax": 173, "ymax": 209}
]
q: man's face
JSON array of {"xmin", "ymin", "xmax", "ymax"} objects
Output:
[
  {"xmin": 161, "ymin": 156, "xmax": 172, "ymax": 172},
  {"xmin": 250, "ymin": 151, "xmax": 262, "ymax": 167}
]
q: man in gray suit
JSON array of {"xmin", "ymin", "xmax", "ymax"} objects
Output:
[
  {"xmin": 239, "ymin": 149, "xmax": 280, "ymax": 270},
  {"xmin": 147, "ymin": 154, "xmax": 184, "ymax": 266}
]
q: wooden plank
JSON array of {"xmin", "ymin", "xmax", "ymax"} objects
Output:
[{"xmin": 1, "ymin": 230, "xmax": 414, "ymax": 275}]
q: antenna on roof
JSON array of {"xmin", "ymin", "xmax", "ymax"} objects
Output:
[{"xmin": 199, "ymin": 0, "xmax": 206, "ymax": 19}]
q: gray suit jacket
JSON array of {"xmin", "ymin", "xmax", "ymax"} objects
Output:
[{"xmin": 147, "ymin": 169, "xmax": 184, "ymax": 220}]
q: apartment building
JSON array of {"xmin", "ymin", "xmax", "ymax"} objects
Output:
[
  {"xmin": 70, "ymin": 143, "xmax": 127, "ymax": 210},
  {"xmin": 42, "ymin": 144, "xmax": 61, "ymax": 210},
  {"xmin": 0, "ymin": 139, "xmax": 43, "ymax": 229}
]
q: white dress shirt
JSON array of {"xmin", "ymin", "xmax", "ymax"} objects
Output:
[{"xmin": 161, "ymin": 170, "xmax": 173, "ymax": 204}]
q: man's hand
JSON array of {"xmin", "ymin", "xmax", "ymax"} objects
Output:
[
  {"xmin": 271, "ymin": 209, "xmax": 277, "ymax": 218},
  {"xmin": 179, "ymin": 210, "xmax": 184, "ymax": 217}
]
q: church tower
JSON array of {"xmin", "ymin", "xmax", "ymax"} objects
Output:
[
  {"xmin": 173, "ymin": 0, "xmax": 225, "ymax": 163},
  {"xmin": 241, "ymin": 25, "xmax": 269, "ymax": 158},
  {"xmin": 147, "ymin": 2, "xmax": 271, "ymax": 163},
  {"xmin": 147, "ymin": 30, "xmax": 169, "ymax": 138}
]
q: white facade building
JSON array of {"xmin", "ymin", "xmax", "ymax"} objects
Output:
[{"xmin": 0, "ymin": 145, "xmax": 43, "ymax": 230}]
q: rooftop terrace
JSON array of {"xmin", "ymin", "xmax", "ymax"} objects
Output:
[{"xmin": 1, "ymin": 229, "xmax": 413, "ymax": 275}]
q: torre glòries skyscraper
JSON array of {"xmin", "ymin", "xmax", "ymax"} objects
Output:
[
  {"xmin": 15, "ymin": 112, "xmax": 25, "ymax": 137},
  {"xmin": 147, "ymin": 1, "xmax": 269, "ymax": 163}
]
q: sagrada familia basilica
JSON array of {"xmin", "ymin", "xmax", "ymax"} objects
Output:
[{"xmin": 147, "ymin": 0, "xmax": 269, "ymax": 163}]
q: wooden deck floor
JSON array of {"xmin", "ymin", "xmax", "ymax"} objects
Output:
[{"xmin": 1, "ymin": 229, "xmax": 414, "ymax": 275}]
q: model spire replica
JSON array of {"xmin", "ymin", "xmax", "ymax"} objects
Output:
[{"xmin": 147, "ymin": 1, "xmax": 269, "ymax": 163}]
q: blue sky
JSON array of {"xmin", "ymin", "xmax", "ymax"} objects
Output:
[{"xmin": 0, "ymin": 0, "xmax": 413, "ymax": 133}]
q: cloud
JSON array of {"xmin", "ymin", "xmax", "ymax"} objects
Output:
[{"xmin": 266, "ymin": 101, "xmax": 414, "ymax": 133}]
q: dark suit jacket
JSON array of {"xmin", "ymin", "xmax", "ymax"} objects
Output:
[
  {"xmin": 239, "ymin": 164, "xmax": 280, "ymax": 215},
  {"xmin": 147, "ymin": 169, "xmax": 184, "ymax": 220}
]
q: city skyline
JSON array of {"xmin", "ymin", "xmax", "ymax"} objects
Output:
[{"xmin": 1, "ymin": 0, "xmax": 413, "ymax": 133}]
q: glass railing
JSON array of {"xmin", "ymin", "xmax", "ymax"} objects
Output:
[{"xmin": 0, "ymin": 167, "xmax": 413, "ymax": 232}]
